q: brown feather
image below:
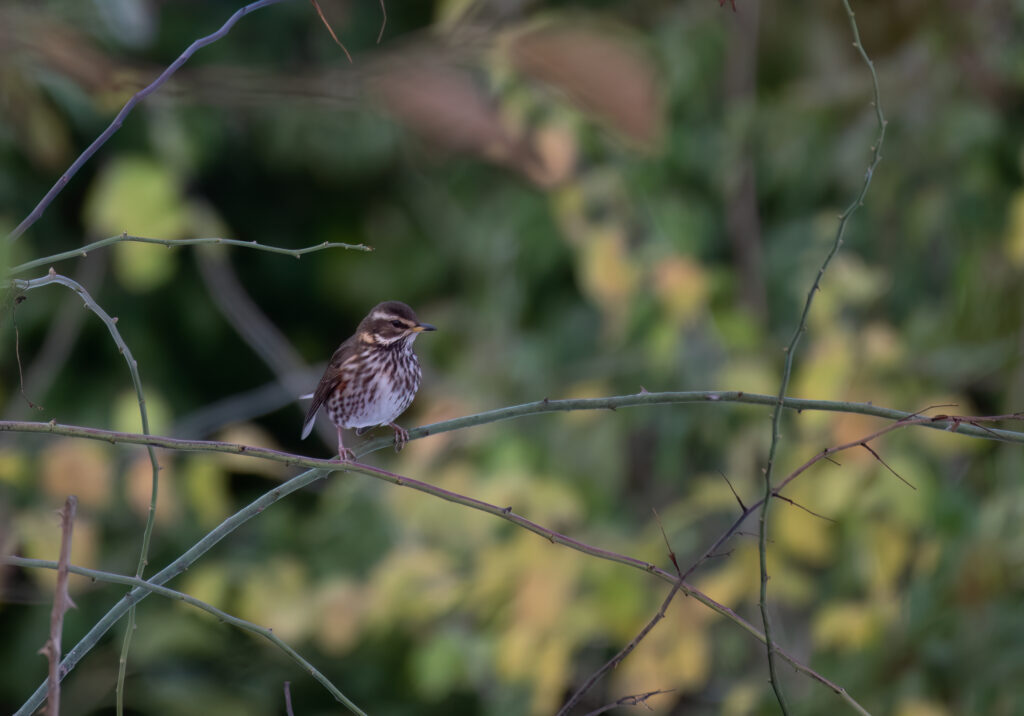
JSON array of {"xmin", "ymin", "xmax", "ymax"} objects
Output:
[{"xmin": 301, "ymin": 336, "xmax": 358, "ymax": 438}]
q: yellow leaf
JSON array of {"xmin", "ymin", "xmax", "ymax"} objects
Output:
[
  {"xmin": 578, "ymin": 226, "xmax": 638, "ymax": 327},
  {"xmin": 364, "ymin": 547, "xmax": 459, "ymax": 629},
  {"xmin": 774, "ymin": 486, "xmax": 835, "ymax": 567},
  {"xmin": 895, "ymin": 698, "xmax": 951, "ymax": 716},
  {"xmin": 694, "ymin": 543, "xmax": 760, "ymax": 606},
  {"xmin": 178, "ymin": 563, "xmax": 230, "ymax": 618},
  {"xmin": 111, "ymin": 388, "xmax": 172, "ymax": 436},
  {"xmin": 653, "ymin": 255, "xmax": 709, "ymax": 326},
  {"xmin": 530, "ymin": 639, "xmax": 573, "ymax": 715},
  {"xmin": 864, "ymin": 521, "xmax": 911, "ymax": 596},
  {"xmin": 813, "ymin": 601, "xmax": 880, "ymax": 651},
  {"xmin": 182, "ymin": 458, "xmax": 231, "ymax": 528},
  {"xmin": 611, "ymin": 600, "xmax": 710, "ymax": 705},
  {"xmin": 559, "ymin": 379, "xmax": 612, "ymax": 426},
  {"xmin": 0, "ymin": 449, "xmax": 29, "ymax": 487},
  {"xmin": 236, "ymin": 559, "xmax": 312, "ymax": 642},
  {"xmin": 83, "ymin": 156, "xmax": 187, "ymax": 292},
  {"xmin": 15, "ymin": 509, "xmax": 99, "ymax": 591}
]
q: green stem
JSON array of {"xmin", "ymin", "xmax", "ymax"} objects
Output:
[
  {"xmin": 4, "ymin": 557, "xmax": 366, "ymax": 716},
  {"xmin": 9, "ymin": 235, "xmax": 370, "ymax": 275},
  {"xmin": 9, "ymin": 271, "xmax": 164, "ymax": 713}
]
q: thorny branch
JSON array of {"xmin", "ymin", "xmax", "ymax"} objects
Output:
[
  {"xmin": 5, "ymin": 556, "xmax": 366, "ymax": 716},
  {"xmin": 7, "ymin": 416, "xmax": 898, "ymax": 716},
  {"xmin": 40, "ymin": 496, "xmax": 77, "ymax": 716},
  {"xmin": 756, "ymin": 0, "xmax": 888, "ymax": 709}
]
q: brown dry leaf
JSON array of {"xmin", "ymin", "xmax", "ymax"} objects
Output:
[
  {"xmin": 507, "ymin": 21, "xmax": 665, "ymax": 148},
  {"xmin": 369, "ymin": 55, "xmax": 538, "ymax": 176}
]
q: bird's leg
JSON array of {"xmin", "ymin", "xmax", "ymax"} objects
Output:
[
  {"xmin": 389, "ymin": 422, "xmax": 410, "ymax": 453},
  {"xmin": 336, "ymin": 426, "xmax": 356, "ymax": 462}
]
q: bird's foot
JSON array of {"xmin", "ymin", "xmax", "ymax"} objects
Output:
[
  {"xmin": 334, "ymin": 447, "xmax": 356, "ymax": 463},
  {"xmin": 335, "ymin": 427, "xmax": 355, "ymax": 462},
  {"xmin": 389, "ymin": 423, "xmax": 409, "ymax": 453}
]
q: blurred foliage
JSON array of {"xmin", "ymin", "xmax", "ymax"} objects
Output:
[{"xmin": 2, "ymin": 0, "xmax": 1024, "ymax": 714}]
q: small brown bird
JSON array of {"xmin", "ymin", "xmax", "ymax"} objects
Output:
[{"xmin": 302, "ymin": 301, "xmax": 436, "ymax": 461}]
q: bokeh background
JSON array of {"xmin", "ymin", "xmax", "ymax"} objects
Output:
[{"xmin": 2, "ymin": 1, "xmax": 1024, "ymax": 714}]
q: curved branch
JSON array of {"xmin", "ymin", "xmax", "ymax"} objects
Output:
[
  {"xmin": 3, "ymin": 556, "xmax": 366, "ymax": 716},
  {"xmin": 10, "ymin": 270, "xmax": 163, "ymax": 711}
]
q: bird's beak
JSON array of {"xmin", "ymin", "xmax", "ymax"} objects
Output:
[{"xmin": 413, "ymin": 323, "xmax": 437, "ymax": 333}]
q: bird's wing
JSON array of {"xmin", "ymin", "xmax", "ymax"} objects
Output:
[{"xmin": 301, "ymin": 339, "xmax": 358, "ymax": 439}]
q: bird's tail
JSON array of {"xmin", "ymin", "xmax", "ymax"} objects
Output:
[
  {"xmin": 300, "ymin": 414, "xmax": 317, "ymax": 441},
  {"xmin": 300, "ymin": 392, "xmax": 317, "ymax": 440}
]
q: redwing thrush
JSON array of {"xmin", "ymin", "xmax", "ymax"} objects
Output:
[{"xmin": 301, "ymin": 301, "xmax": 436, "ymax": 461}]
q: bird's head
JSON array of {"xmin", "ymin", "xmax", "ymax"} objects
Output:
[{"xmin": 358, "ymin": 301, "xmax": 436, "ymax": 346}]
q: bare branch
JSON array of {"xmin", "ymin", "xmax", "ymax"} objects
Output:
[
  {"xmin": 310, "ymin": 0, "xmax": 353, "ymax": 63},
  {"xmin": 284, "ymin": 681, "xmax": 295, "ymax": 716},
  {"xmin": 773, "ymin": 494, "xmax": 837, "ymax": 524},
  {"xmin": 558, "ymin": 512, "xmax": 684, "ymax": 716},
  {"xmin": 581, "ymin": 689, "xmax": 674, "ymax": 716},
  {"xmin": 860, "ymin": 442, "xmax": 915, "ymax": 489},
  {"xmin": 7, "ymin": 0, "xmax": 293, "ymax": 242},
  {"xmin": 40, "ymin": 496, "xmax": 77, "ymax": 716},
  {"xmin": 6, "ymin": 556, "xmax": 365, "ymax": 716},
  {"xmin": 9, "ymin": 235, "xmax": 369, "ymax": 275},
  {"xmin": 718, "ymin": 470, "xmax": 747, "ymax": 512}
]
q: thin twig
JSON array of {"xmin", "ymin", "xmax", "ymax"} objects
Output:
[
  {"xmin": 718, "ymin": 471, "xmax": 747, "ymax": 511},
  {"xmin": 284, "ymin": 681, "xmax": 295, "ymax": 716},
  {"xmin": 860, "ymin": 442, "xmax": 915, "ymax": 489},
  {"xmin": 556, "ymin": 512, "xmax": 683, "ymax": 715},
  {"xmin": 12, "ymin": 299, "xmax": 44, "ymax": 410},
  {"xmin": 41, "ymin": 496, "xmax": 77, "ymax": 716},
  {"xmin": 756, "ymin": 1, "xmax": 887, "ymax": 709},
  {"xmin": 9, "ymin": 235, "xmax": 370, "ymax": 275},
  {"xmin": 774, "ymin": 494, "xmax": 836, "ymax": 523},
  {"xmin": 581, "ymin": 689, "xmax": 673, "ymax": 716},
  {"xmin": 4, "ymin": 557, "xmax": 364, "ymax": 716},
  {"xmin": 310, "ymin": 0, "xmax": 353, "ymax": 63},
  {"xmin": 557, "ymin": 584, "xmax": 682, "ymax": 716},
  {"xmin": 376, "ymin": 0, "xmax": 387, "ymax": 43},
  {"xmin": 2, "ymin": 256, "xmax": 106, "ymax": 427},
  {"xmin": 6, "ymin": 0, "xmax": 293, "ymax": 242}
]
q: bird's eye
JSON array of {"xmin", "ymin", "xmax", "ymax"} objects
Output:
[{"xmin": 391, "ymin": 320, "xmax": 404, "ymax": 328}]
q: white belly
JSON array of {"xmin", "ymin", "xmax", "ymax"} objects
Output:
[{"xmin": 326, "ymin": 349, "xmax": 421, "ymax": 429}]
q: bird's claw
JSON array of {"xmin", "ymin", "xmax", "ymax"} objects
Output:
[
  {"xmin": 390, "ymin": 423, "xmax": 409, "ymax": 453},
  {"xmin": 334, "ymin": 447, "xmax": 356, "ymax": 463}
]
